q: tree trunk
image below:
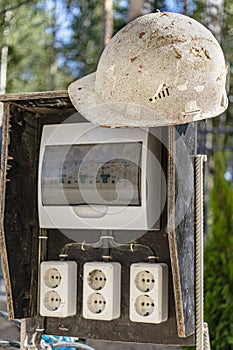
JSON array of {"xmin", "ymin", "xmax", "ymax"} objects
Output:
[
  {"xmin": 128, "ymin": 0, "xmax": 144, "ymax": 21},
  {"xmin": 48, "ymin": 0, "xmax": 58, "ymax": 91},
  {"xmin": 182, "ymin": 0, "xmax": 188, "ymax": 15},
  {"xmin": 203, "ymin": 0, "xmax": 224, "ymax": 43},
  {"xmin": 202, "ymin": 0, "xmax": 226, "ymax": 147},
  {"xmin": 103, "ymin": 0, "xmax": 113, "ymax": 47},
  {"xmin": 0, "ymin": 10, "xmax": 11, "ymax": 126},
  {"xmin": 0, "ymin": 46, "xmax": 8, "ymax": 95}
]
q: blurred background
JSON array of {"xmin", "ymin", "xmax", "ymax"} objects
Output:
[{"xmin": 0, "ymin": 1, "xmax": 233, "ymax": 349}]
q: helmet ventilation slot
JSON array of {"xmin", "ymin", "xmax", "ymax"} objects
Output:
[{"xmin": 149, "ymin": 87, "xmax": 170, "ymax": 102}]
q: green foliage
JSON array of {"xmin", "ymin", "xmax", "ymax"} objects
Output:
[
  {"xmin": 67, "ymin": 0, "xmax": 104, "ymax": 78},
  {"xmin": 0, "ymin": 0, "xmax": 75, "ymax": 92},
  {"xmin": 204, "ymin": 151, "xmax": 233, "ymax": 350},
  {"xmin": 0, "ymin": 0, "xmax": 131, "ymax": 92}
]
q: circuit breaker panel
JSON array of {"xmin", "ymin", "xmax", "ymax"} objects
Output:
[
  {"xmin": 38, "ymin": 123, "xmax": 164, "ymax": 231},
  {"xmin": 42, "ymin": 143, "xmax": 141, "ymax": 206}
]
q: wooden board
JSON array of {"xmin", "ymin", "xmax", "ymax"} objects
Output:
[
  {"xmin": 0, "ymin": 93, "xmax": 76, "ymax": 319},
  {"xmin": 167, "ymin": 124, "xmax": 196, "ymax": 338},
  {"xmin": 0, "ymin": 92, "xmax": 196, "ymax": 345}
]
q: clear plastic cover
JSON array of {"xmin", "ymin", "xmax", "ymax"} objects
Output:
[{"xmin": 41, "ymin": 142, "xmax": 142, "ymax": 206}]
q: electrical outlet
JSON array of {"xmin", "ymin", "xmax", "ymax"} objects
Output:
[
  {"xmin": 83, "ymin": 262, "xmax": 121, "ymax": 320},
  {"xmin": 130, "ymin": 263, "xmax": 168, "ymax": 323},
  {"xmin": 40, "ymin": 261, "xmax": 77, "ymax": 317}
]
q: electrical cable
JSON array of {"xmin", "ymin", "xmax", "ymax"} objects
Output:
[
  {"xmin": 49, "ymin": 342, "xmax": 96, "ymax": 350},
  {"xmin": 0, "ymin": 339, "xmax": 20, "ymax": 348},
  {"xmin": 60, "ymin": 238, "xmax": 158, "ymax": 262}
]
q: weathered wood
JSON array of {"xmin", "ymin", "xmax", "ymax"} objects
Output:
[
  {"xmin": 0, "ymin": 103, "xmax": 14, "ymax": 318},
  {"xmin": 0, "ymin": 95, "xmax": 77, "ymax": 319},
  {"xmin": 0, "ymin": 90, "xmax": 69, "ymax": 102},
  {"xmin": 167, "ymin": 123, "xmax": 196, "ymax": 337},
  {"xmin": 0, "ymin": 91, "xmax": 74, "ymax": 115},
  {"xmin": 0, "ymin": 104, "xmax": 39, "ymax": 318}
]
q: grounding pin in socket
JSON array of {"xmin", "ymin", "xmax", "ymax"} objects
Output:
[
  {"xmin": 87, "ymin": 292, "xmax": 106, "ymax": 314},
  {"xmin": 135, "ymin": 295, "xmax": 155, "ymax": 317},
  {"xmin": 43, "ymin": 267, "xmax": 61, "ymax": 289},
  {"xmin": 43, "ymin": 291, "xmax": 61, "ymax": 311},
  {"xmin": 135, "ymin": 270, "xmax": 155, "ymax": 293},
  {"xmin": 88, "ymin": 269, "xmax": 106, "ymax": 290}
]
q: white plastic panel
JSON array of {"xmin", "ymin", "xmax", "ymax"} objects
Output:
[
  {"xmin": 130, "ymin": 262, "xmax": 168, "ymax": 323},
  {"xmin": 83, "ymin": 261, "xmax": 121, "ymax": 320},
  {"xmin": 40, "ymin": 261, "xmax": 77, "ymax": 317},
  {"xmin": 38, "ymin": 123, "xmax": 164, "ymax": 230}
]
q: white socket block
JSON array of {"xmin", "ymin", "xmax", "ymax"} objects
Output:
[
  {"xmin": 130, "ymin": 263, "xmax": 168, "ymax": 323},
  {"xmin": 40, "ymin": 261, "xmax": 77, "ymax": 317},
  {"xmin": 83, "ymin": 262, "xmax": 121, "ymax": 320}
]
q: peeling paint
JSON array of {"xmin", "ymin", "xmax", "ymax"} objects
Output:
[
  {"xmin": 190, "ymin": 47, "xmax": 200, "ymax": 57},
  {"xmin": 173, "ymin": 47, "xmax": 183, "ymax": 59},
  {"xmin": 204, "ymin": 49, "xmax": 211, "ymax": 59},
  {"xmin": 194, "ymin": 85, "xmax": 204, "ymax": 93},
  {"xmin": 185, "ymin": 100, "xmax": 198, "ymax": 113},
  {"xmin": 139, "ymin": 32, "xmax": 145, "ymax": 39},
  {"xmin": 177, "ymin": 83, "xmax": 188, "ymax": 91},
  {"xmin": 130, "ymin": 56, "xmax": 137, "ymax": 62},
  {"xmin": 190, "ymin": 47, "xmax": 211, "ymax": 59}
]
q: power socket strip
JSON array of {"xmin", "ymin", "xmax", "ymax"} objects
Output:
[
  {"xmin": 130, "ymin": 262, "xmax": 168, "ymax": 323},
  {"xmin": 83, "ymin": 261, "xmax": 121, "ymax": 320},
  {"xmin": 40, "ymin": 261, "xmax": 77, "ymax": 317}
]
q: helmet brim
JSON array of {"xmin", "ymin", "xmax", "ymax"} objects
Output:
[{"xmin": 68, "ymin": 73, "xmax": 171, "ymax": 128}]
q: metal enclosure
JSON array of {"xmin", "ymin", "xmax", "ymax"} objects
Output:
[{"xmin": 0, "ymin": 91, "xmax": 196, "ymax": 346}]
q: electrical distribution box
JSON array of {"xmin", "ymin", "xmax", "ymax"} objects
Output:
[
  {"xmin": 38, "ymin": 123, "xmax": 164, "ymax": 231},
  {"xmin": 0, "ymin": 92, "xmax": 196, "ymax": 347}
]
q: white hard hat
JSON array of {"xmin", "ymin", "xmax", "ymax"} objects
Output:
[{"xmin": 68, "ymin": 12, "xmax": 228, "ymax": 127}]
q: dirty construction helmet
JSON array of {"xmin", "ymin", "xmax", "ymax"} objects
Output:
[{"xmin": 68, "ymin": 12, "xmax": 228, "ymax": 127}]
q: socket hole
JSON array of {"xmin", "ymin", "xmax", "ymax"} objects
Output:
[
  {"xmin": 135, "ymin": 295, "xmax": 154, "ymax": 317},
  {"xmin": 87, "ymin": 292, "xmax": 106, "ymax": 314},
  {"xmin": 135, "ymin": 270, "xmax": 155, "ymax": 292},
  {"xmin": 44, "ymin": 291, "xmax": 61, "ymax": 312},
  {"xmin": 43, "ymin": 268, "xmax": 61, "ymax": 289},
  {"xmin": 88, "ymin": 269, "xmax": 106, "ymax": 290}
]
